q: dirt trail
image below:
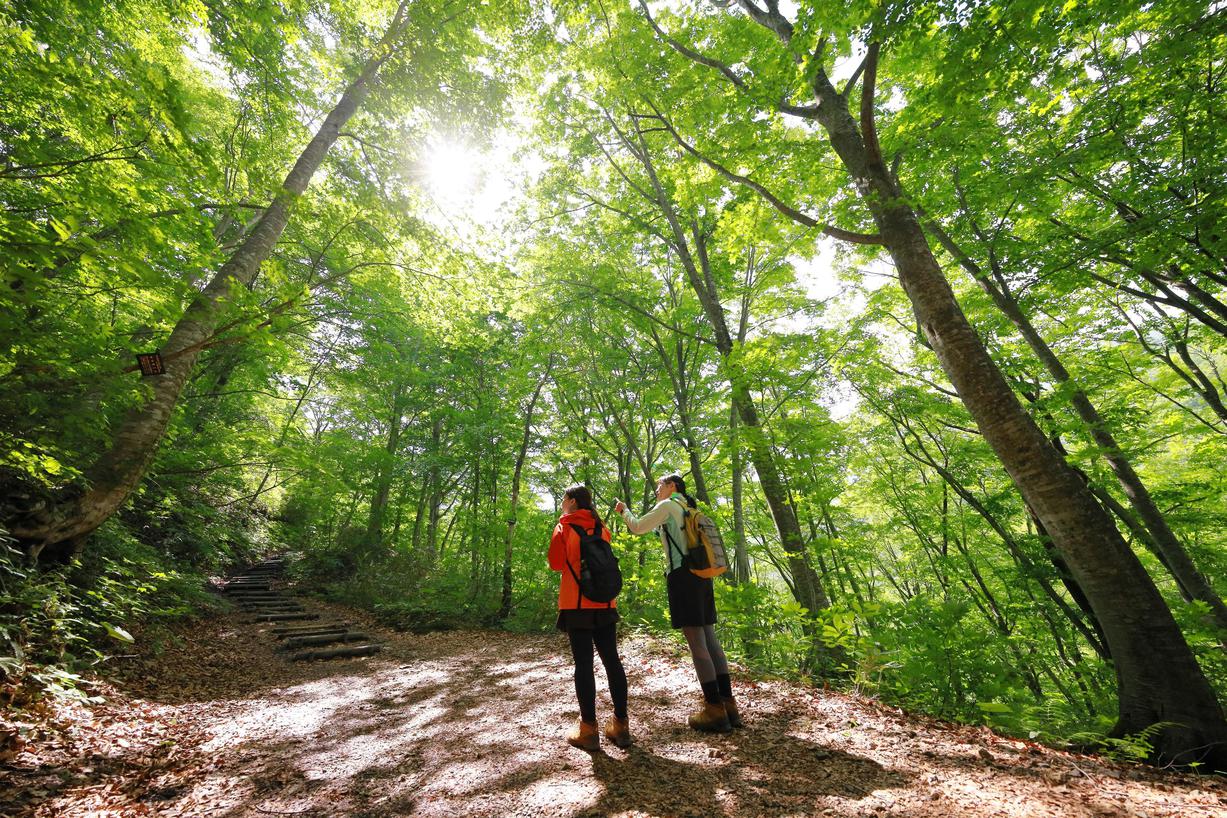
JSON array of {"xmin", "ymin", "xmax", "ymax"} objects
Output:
[{"xmin": 2, "ymin": 598, "xmax": 1225, "ymax": 817}]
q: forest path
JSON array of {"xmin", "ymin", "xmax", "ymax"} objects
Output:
[{"xmin": 3, "ymin": 599, "xmax": 1225, "ymax": 818}]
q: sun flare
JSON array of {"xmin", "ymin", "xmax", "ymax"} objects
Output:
[{"xmin": 423, "ymin": 140, "xmax": 481, "ymax": 203}]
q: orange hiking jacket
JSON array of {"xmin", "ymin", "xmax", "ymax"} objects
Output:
[{"xmin": 549, "ymin": 508, "xmax": 617, "ymax": 610}]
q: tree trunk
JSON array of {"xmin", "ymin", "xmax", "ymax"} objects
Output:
[
  {"xmin": 925, "ymin": 214, "xmax": 1227, "ymax": 633},
  {"xmin": 680, "ymin": 409, "xmax": 710, "ymax": 504},
  {"xmin": 729, "ymin": 402, "xmax": 750, "ymax": 584},
  {"xmin": 807, "ymin": 44, "xmax": 1227, "ymax": 766},
  {"xmin": 389, "ymin": 477, "xmax": 408, "ymax": 549},
  {"xmin": 467, "ymin": 455, "xmax": 482, "ymax": 593},
  {"xmin": 626, "ymin": 119, "xmax": 831, "ymax": 617},
  {"xmin": 11, "ymin": 23, "xmax": 404, "ymax": 561},
  {"xmin": 364, "ymin": 383, "xmax": 407, "ymax": 553},
  {"xmin": 424, "ymin": 416, "xmax": 444, "ymax": 567},
  {"xmin": 660, "ymin": 331, "xmax": 710, "ymax": 503},
  {"xmin": 411, "ymin": 475, "xmax": 429, "ymax": 553},
  {"xmin": 499, "ymin": 363, "xmax": 551, "ymax": 621}
]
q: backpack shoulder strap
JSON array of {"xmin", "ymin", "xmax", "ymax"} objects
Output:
[
  {"xmin": 564, "ymin": 523, "xmax": 584, "ymax": 610},
  {"xmin": 669, "ymin": 498, "xmax": 695, "ymax": 528},
  {"xmin": 662, "ymin": 520, "xmax": 687, "ymax": 564}
]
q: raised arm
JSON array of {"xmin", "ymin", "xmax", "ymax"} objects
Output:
[{"xmin": 620, "ymin": 499, "xmax": 676, "ymax": 535}]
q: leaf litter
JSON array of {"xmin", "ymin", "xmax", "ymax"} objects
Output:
[{"xmin": 1, "ymin": 597, "xmax": 1224, "ymax": 817}]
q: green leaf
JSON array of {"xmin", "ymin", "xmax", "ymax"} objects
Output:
[{"xmin": 102, "ymin": 623, "xmax": 134, "ymax": 643}]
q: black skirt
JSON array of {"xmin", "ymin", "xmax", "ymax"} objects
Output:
[
  {"xmin": 667, "ymin": 567, "xmax": 717, "ymax": 628},
  {"xmin": 556, "ymin": 607, "xmax": 620, "ymax": 632}
]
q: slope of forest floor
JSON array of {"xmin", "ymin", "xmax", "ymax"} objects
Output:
[{"xmin": 2, "ymin": 596, "xmax": 1225, "ymax": 818}]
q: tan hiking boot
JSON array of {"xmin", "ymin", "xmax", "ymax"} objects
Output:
[
  {"xmin": 722, "ymin": 696, "xmax": 743, "ymax": 729},
  {"xmin": 604, "ymin": 716, "xmax": 633, "ymax": 748},
  {"xmin": 567, "ymin": 718, "xmax": 599, "ymax": 751},
  {"xmin": 688, "ymin": 699, "xmax": 732, "ymax": 733}
]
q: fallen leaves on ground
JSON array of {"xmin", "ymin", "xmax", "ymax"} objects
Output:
[{"xmin": 2, "ymin": 595, "xmax": 1225, "ymax": 817}]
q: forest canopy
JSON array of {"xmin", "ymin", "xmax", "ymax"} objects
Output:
[{"xmin": 1, "ymin": 0, "xmax": 1225, "ymax": 769}]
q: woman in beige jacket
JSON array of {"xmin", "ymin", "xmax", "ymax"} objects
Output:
[{"xmin": 615, "ymin": 473, "xmax": 741, "ymax": 732}]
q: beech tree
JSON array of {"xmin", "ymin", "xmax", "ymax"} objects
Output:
[{"xmin": 613, "ymin": 0, "xmax": 1226, "ymax": 766}]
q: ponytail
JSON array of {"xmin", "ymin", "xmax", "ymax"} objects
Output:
[
  {"xmin": 663, "ymin": 473, "xmax": 698, "ymax": 509},
  {"xmin": 563, "ymin": 484, "xmax": 603, "ymax": 525}
]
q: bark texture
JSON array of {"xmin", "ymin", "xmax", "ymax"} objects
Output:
[{"xmin": 925, "ymin": 215, "xmax": 1227, "ymax": 634}]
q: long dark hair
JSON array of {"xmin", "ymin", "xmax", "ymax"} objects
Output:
[
  {"xmin": 563, "ymin": 484, "xmax": 603, "ymax": 525},
  {"xmin": 662, "ymin": 473, "xmax": 697, "ymax": 509}
]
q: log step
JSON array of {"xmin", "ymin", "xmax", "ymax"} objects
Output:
[
  {"xmin": 251, "ymin": 613, "xmax": 319, "ymax": 622},
  {"xmin": 271, "ymin": 622, "xmax": 351, "ymax": 636},
  {"xmin": 271, "ymin": 625, "xmax": 348, "ymax": 637},
  {"xmin": 290, "ymin": 644, "xmax": 381, "ymax": 662},
  {"xmin": 273, "ymin": 629, "xmax": 348, "ymax": 641},
  {"xmin": 278, "ymin": 633, "xmax": 371, "ymax": 651}
]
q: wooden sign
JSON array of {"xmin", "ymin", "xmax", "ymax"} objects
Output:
[{"xmin": 136, "ymin": 352, "xmax": 165, "ymax": 376}]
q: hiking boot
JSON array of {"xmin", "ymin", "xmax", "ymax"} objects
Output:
[
  {"xmin": 722, "ymin": 696, "xmax": 744, "ymax": 729},
  {"xmin": 567, "ymin": 718, "xmax": 599, "ymax": 751},
  {"xmin": 604, "ymin": 716, "xmax": 633, "ymax": 748},
  {"xmin": 688, "ymin": 699, "xmax": 732, "ymax": 733}
]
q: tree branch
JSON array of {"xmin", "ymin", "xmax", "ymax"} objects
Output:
[
  {"xmin": 860, "ymin": 42, "xmax": 887, "ymax": 179},
  {"xmin": 840, "ymin": 51, "xmax": 870, "ymax": 98},
  {"xmin": 636, "ymin": 0, "xmax": 747, "ymax": 90},
  {"xmin": 641, "ymin": 103, "xmax": 882, "ymax": 245}
]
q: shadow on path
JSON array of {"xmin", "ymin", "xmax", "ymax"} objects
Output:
[{"xmin": 190, "ymin": 633, "xmax": 904, "ymax": 817}]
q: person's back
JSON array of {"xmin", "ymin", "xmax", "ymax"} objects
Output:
[{"xmin": 548, "ymin": 485, "xmax": 631, "ymax": 751}]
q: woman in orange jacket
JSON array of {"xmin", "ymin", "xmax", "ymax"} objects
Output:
[{"xmin": 549, "ymin": 484, "xmax": 630, "ymax": 751}]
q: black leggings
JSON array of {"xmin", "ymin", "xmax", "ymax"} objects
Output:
[{"xmin": 567, "ymin": 622, "xmax": 628, "ymax": 722}]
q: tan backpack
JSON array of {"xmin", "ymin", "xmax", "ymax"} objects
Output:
[{"xmin": 667, "ymin": 500, "xmax": 729, "ymax": 579}]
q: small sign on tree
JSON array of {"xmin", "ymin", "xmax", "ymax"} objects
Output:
[{"xmin": 136, "ymin": 352, "xmax": 165, "ymax": 376}]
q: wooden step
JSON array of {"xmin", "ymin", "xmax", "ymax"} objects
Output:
[
  {"xmin": 277, "ymin": 632, "xmax": 371, "ymax": 651},
  {"xmin": 268, "ymin": 627, "xmax": 346, "ymax": 637},
  {"xmin": 270, "ymin": 623, "xmax": 351, "ymax": 636},
  {"xmin": 251, "ymin": 613, "xmax": 319, "ymax": 623},
  {"xmin": 290, "ymin": 644, "xmax": 380, "ymax": 662}
]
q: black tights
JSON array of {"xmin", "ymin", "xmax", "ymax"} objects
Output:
[
  {"xmin": 681, "ymin": 624, "xmax": 729, "ymax": 684},
  {"xmin": 567, "ymin": 622, "xmax": 628, "ymax": 723}
]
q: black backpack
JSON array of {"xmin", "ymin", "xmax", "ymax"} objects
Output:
[{"xmin": 566, "ymin": 520, "xmax": 622, "ymax": 606}]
